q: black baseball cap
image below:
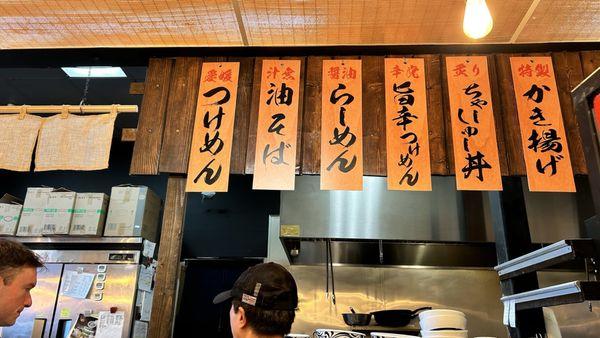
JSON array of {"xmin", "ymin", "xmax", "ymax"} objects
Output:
[{"xmin": 213, "ymin": 262, "xmax": 298, "ymax": 311}]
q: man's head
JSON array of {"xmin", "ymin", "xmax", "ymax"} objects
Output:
[
  {"xmin": 0, "ymin": 239, "xmax": 44, "ymax": 327},
  {"xmin": 213, "ymin": 262, "xmax": 298, "ymax": 338}
]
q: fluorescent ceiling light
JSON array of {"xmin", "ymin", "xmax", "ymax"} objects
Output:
[{"xmin": 62, "ymin": 66, "xmax": 127, "ymax": 78}]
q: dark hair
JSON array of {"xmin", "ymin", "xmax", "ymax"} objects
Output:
[
  {"xmin": 232, "ymin": 299, "xmax": 295, "ymax": 336},
  {"xmin": 0, "ymin": 239, "xmax": 44, "ymax": 284}
]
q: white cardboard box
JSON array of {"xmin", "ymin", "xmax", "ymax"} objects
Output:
[
  {"xmin": 70, "ymin": 193, "xmax": 109, "ymax": 236},
  {"xmin": 16, "ymin": 187, "xmax": 54, "ymax": 236},
  {"xmin": 42, "ymin": 190, "xmax": 77, "ymax": 235},
  {"xmin": 0, "ymin": 194, "xmax": 23, "ymax": 236},
  {"xmin": 104, "ymin": 186, "xmax": 161, "ymax": 240}
]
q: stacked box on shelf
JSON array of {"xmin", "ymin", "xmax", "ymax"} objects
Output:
[
  {"xmin": 16, "ymin": 187, "xmax": 53, "ymax": 236},
  {"xmin": 42, "ymin": 190, "xmax": 76, "ymax": 235},
  {"xmin": 70, "ymin": 193, "xmax": 109, "ymax": 236},
  {"xmin": 0, "ymin": 194, "xmax": 23, "ymax": 236},
  {"xmin": 104, "ymin": 186, "xmax": 161, "ymax": 241}
]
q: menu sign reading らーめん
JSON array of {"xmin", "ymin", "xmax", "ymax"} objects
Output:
[
  {"xmin": 320, "ymin": 60, "xmax": 363, "ymax": 190},
  {"xmin": 186, "ymin": 62, "xmax": 239, "ymax": 192},
  {"xmin": 510, "ymin": 56, "xmax": 575, "ymax": 192}
]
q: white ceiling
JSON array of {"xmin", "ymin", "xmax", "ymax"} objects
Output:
[{"xmin": 0, "ymin": 0, "xmax": 598, "ymax": 49}]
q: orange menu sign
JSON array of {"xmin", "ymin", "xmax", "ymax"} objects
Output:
[
  {"xmin": 321, "ymin": 59, "xmax": 363, "ymax": 190},
  {"xmin": 252, "ymin": 59, "xmax": 302, "ymax": 190},
  {"xmin": 384, "ymin": 58, "xmax": 431, "ymax": 191},
  {"xmin": 510, "ymin": 56, "xmax": 575, "ymax": 192},
  {"xmin": 186, "ymin": 62, "xmax": 239, "ymax": 192},
  {"xmin": 445, "ymin": 56, "xmax": 502, "ymax": 191}
]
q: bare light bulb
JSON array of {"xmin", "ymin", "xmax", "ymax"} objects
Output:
[{"xmin": 463, "ymin": 0, "xmax": 494, "ymax": 39}]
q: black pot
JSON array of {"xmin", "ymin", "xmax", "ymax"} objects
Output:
[
  {"xmin": 371, "ymin": 306, "xmax": 432, "ymax": 327},
  {"xmin": 342, "ymin": 313, "xmax": 372, "ymax": 326}
]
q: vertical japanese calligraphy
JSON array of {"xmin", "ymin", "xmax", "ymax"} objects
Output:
[
  {"xmin": 253, "ymin": 60, "xmax": 302, "ymax": 190},
  {"xmin": 384, "ymin": 58, "xmax": 431, "ymax": 191},
  {"xmin": 321, "ymin": 60, "xmax": 363, "ymax": 190},
  {"xmin": 445, "ymin": 56, "xmax": 502, "ymax": 191},
  {"xmin": 510, "ymin": 56, "xmax": 575, "ymax": 192},
  {"xmin": 186, "ymin": 62, "xmax": 240, "ymax": 192}
]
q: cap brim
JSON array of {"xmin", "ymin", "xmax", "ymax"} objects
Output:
[{"xmin": 212, "ymin": 290, "xmax": 233, "ymax": 305}]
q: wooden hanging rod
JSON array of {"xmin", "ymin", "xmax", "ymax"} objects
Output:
[{"xmin": 0, "ymin": 104, "xmax": 138, "ymax": 115}]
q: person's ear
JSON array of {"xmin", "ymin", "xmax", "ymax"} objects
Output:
[{"xmin": 237, "ymin": 306, "xmax": 248, "ymax": 328}]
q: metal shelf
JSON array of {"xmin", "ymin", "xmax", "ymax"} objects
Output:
[
  {"xmin": 495, "ymin": 239, "xmax": 596, "ymax": 280},
  {"xmin": 502, "ymin": 281, "xmax": 600, "ymax": 312},
  {"xmin": 2, "ymin": 236, "xmax": 145, "ymax": 251}
]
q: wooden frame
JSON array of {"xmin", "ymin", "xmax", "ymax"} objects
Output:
[{"xmin": 572, "ymin": 67, "xmax": 600, "ymax": 244}]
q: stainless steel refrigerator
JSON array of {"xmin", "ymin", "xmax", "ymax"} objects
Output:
[{"xmin": 1, "ymin": 237, "xmax": 148, "ymax": 338}]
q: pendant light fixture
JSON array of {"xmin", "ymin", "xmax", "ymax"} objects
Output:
[{"xmin": 463, "ymin": 0, "xmax": 494, "ymax": 39}]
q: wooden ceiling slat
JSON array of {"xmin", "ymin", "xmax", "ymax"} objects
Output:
[{"xmin": 0, "ymin": 1, "xmax": 598, "ymax": 49}]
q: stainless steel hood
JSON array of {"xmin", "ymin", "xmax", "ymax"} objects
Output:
[
  {"xmin": 281, "ymin": 175, "xmax": 492, "ymax": 242},
  {"xmin": 278, "ymin": 176, "xmax": 498, "ymax": 268}
]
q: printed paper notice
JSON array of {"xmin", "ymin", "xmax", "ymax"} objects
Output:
[
  {"xmin": 96, "ymin": 311, "xmax": 125, "ymax": 338},
  {"xmin": 61, "ymin": 271, "xmax": 95, "ymax": 299},
  {"xmin": 138, "ymin": 265, "xmax": 154, "ymax": 292},
  {"xmin": 133, "ymin": 321, "xmax": 148, "ymax": 338}
]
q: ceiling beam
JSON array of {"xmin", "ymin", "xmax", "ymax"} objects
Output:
[
  {"xmin": 510, "ymin": 0, "xmax": 541, "ymax": 43},
  {"xmin": 231, "ymin": 0, "xmax": 249, "ymax": 46}
]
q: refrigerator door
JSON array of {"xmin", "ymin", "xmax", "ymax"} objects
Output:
[
  {"xmin": 2, "ymin": 263, "xmax": 63, "ymax": 338},
  {"xmin": 50, "ymin": 264, "xmax": 139, "ymax": 338}
]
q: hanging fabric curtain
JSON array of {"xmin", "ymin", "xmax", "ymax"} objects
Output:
[{"xmin": 0, "ymin": 114, "xmax": 43, "ymax": 171}]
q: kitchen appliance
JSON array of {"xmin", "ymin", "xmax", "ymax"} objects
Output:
[{"xmin": 1, "ymin": 237, "xmax": 149, "ymax": 338}]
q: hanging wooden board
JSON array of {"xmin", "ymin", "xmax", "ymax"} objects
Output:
[
  {"xmin": 321, "ymin": 59, "xmax": 363, "ymax": 190},
  {"xmin": 445, "ymin": 56, "xmax": 502, "ymax": 191},
  {"xmin": 384, "ymin": 58, "xmax": 431, "ymax": 191},
  {"xmin": 510, "ymin": 56, "xmax": 575, "ymax": 192},
  {"xmin": 252, "ymin": 59, "xmax": 302, "ymax": 190},
  {"xmin": 186, "ymin": 62, "xmax": 240, "ymax": 192}
]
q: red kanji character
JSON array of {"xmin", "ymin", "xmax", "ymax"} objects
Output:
[
  {"xmin": 282, "ymin": 67, "xmax": 295, "ymax": 80},
  {"xmin": 535, "ymin": 63, "xmax": 550, "ymax": 77},
  {"xmin": 453, "ymin": 63, "xmax": 467, "ymax": 77},
  {"xmin": 218, "ymin": 69, "xmax": 232, "ymax": 82},
  {"xmin": 472, "ymin": 64, "xmax": 480, "ymax": 76},
  {"xmin": 518, "ymin": 64, "xmax": 533, "ymax": 77},
  {"xmin": 392, "ymin": 65, "xmax": 403, "ymax": 78},
  {"xmin": 328, "ymin": 66, "xmax": 340, "ymax": 79},
  {"xmin": 342, "ymin": 66, "xmax": 357, "ymax": 79},
  {"xmin": 407, "ymin": 65, "xmax": 420, "ymax": 79},
  {"xmin": 204, "ymin": 69, "xmax": 217, "ymax": 82},
  {"xmin": 267, "ymin": 66, "xmax": 280, "ymax": 79}
]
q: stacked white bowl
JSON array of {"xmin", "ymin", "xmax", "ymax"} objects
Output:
[
  {"xmin": 370, "ymin": 333, "xmax": 416, "ymax": 338},
  {"xmin": 418, "ymin": 309, "xmax": 468, "ymax": 338}
]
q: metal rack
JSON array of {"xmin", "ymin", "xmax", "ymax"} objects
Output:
[
  {"xmin": 495, "ymin": 239, "xmax": 596, "ymax": 280},
  {"xmin": 494, "ymin": 238, "xmax": 598, "ymax": 328}
]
